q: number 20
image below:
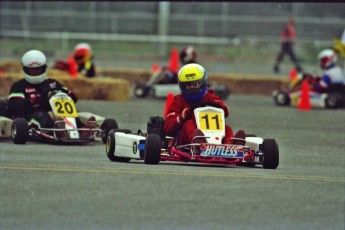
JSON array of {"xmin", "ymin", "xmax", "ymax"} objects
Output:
[{"xmin": 55, "ymin": 101, "xmax": 74, "ymax": 114}]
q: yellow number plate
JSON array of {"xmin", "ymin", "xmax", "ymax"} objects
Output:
[
  {"xmin": 198, "ymin": 111, "xmax": 224, "ymax": 131},
  {"xmin": 52, "ymin": 98, "xmax": 78, "ymax": 117}
]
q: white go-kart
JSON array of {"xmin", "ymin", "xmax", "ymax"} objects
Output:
[
  {"xmin": 106, "ymin": 101, "xmax": 279, "ymax": 169},
  {"xmin": 0, "ymin": 92, "xmax": 118, "ymax": 144}
]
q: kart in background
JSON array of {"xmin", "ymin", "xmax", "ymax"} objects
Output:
[
  {"xmin": 0, "ymin": 92, "xmax": 118, "ymax": 144},
  {"xmin": 105, "ymin": 101, "xmax": 279, "ymax": 169},
  {"xmin": 133, "ymin": 67, "xmax": 230, "ymax": 99},
  {"xmin": 272, "ymin": 73, "xmax": 345, "ymax": 109}
]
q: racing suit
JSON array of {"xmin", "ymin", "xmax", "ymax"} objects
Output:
[
  {"xmin": 314, "ymin": 65, "xmax": 345, "ymax": 92},
  {"xmin": 163, "ymin": 89, "xmax": 234, "ymax": 145},
  {"xmin": 77, "ymin": 59, "xmax": 96, "ymax": 78},
  {"xmin": 8, "ymin": 78, "xmax": 77, "ymax": 128}
]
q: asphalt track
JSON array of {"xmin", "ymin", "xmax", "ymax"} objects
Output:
[{"xmin": 0, "ymin": 95, "xmax": 344, "ymax": 230}]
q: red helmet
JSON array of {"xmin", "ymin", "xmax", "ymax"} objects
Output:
[
  {"xmin": 179, "ymin": 46, "xmax": 197, "ymax": 65},
  {"xmin": 73, "ymin": 43, "xmax": 92, "ymax": 64}
]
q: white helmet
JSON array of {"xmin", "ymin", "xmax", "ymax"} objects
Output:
[
  {"xmin": 22, "ymin": 50, "xmax": 47, "ymax": 84},
  {"xmin": 318, "ymin": 49, "xmax": 337, "ymax": 69}
]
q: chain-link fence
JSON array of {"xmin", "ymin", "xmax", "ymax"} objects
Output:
[{"xmin": 1, "ymin": 2, "xmax": 344, "ymax": 73}]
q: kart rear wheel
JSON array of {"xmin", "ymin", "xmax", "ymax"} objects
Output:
[
  {"xmin": 144, "ymin": 134, "xmax": 161, "ymax": 165},
  {"xmin": 101, "ymin": 118, "xmax": 118, "ymax": 144},
  {"xmin": 262, "ymin": 139, "xmax": 279, "ymax": 169},
  {"xmin": 211, "ymin": 84, "xmax": 230, "ymax": 99},
  {"xmin": 106, "ymin": 129, "xmax": 131, "ymax": 162},
  {"xmin": 325, "ymin": 92, "xmax": 341, "ymax": 109},
  {"xmin": 11, "ymin": 118, "xmax": 29, "ymax": 144},
  {"xmin": 274, "ymin": 92, "xmax": 290, "ymax": 106},
  {"xmin": 133, "ymin": 84, "xmax": 150, "ymax": 98}
]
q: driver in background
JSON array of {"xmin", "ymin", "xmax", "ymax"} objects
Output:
[
  {"xmin": 311, "ymin": 49, "xmax": 345, "ymax": 92},
  {"xmin": 163, "ymin": 63, "xmax": 245, "ymax": 145},
  {"xmin": 73, "ymin": 43, "xmax": 96, "ymax": 78},
  {"xmin": 157, "ymin": 46, "xmax": 198, "ymax": 84},
  {"xmin": 8, "ymin": 50, "xmax": 77, "ymax": 130}
]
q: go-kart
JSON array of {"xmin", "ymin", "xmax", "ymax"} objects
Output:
[
  {"xmin": 133, "ymin": 68, "xmax": 230, "ymax": 99},
  {"xmin": 272, "ymin": 73, "xmax": 345, "ymax": 109},
  {"xmin": 106, "ymin": 101, "xmax": 279, "ymax": 169},
  {"xmin": 0, "ymin": 92, "xmax": 118, "ymax": 144}
]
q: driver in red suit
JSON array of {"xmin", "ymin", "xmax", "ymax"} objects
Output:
[{"xmin": 163, "ymin": 63, "xmax": 245, "ymax": 145}]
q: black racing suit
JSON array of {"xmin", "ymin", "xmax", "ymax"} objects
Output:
[
  {"xmin": 8, "ymin": 78, "xmax": 77, "ymax": 128},
  {"xmin": 78, "ymin": 60, "xmax": 96, "ymax": 78}
]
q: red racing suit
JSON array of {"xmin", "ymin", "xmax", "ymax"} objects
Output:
[{"xmin": 163, "ymin": 89, "xmax": 234, "ymax": 145}]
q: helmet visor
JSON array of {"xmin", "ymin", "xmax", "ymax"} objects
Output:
[
  {"xmin": 74, "ymin": 55, "xmax": 84, "ymax": 62},
  {"xmin": 23, "ymin": 65, "xmax": 47, "ymax": 76},
  {"xmin": 181, "ymin": 79, "xmax": 204, "ymax": 94}
]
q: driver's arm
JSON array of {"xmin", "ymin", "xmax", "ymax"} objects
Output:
[
  {"xmin": 163, "ymin": 97, "xmax": 187, "ymax": 136},
  {"xmin": 50, "ymin": 80, "xmax": 78, "ymax": 103},
  {"xmin": 205, "ymin": 94, "xmax": 229, "ymax": 117},
  {"xmin": 8, "ymin": 83, "xmax": 32, "ymax": 117}
]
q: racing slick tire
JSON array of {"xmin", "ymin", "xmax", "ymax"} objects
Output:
[
  {"xmin": 106, "ymin": 129, "xmax": 132, "ymax": 162},
  {"xmin": 11, "ymin": 118, "xmax": 29, "ymax": 144},
  {"xmin": 133, "ymin": 84, "xmax": 150, "ymax": 98},
  {"xmin": 101, "ymin": 118, "xmax": 118, "ymax": 144},
  {"xmin": 144, "ymin": 134, "xmax": 161, "ymax": 165},
  {"xmin": 325, "ymin": 92, "xmax": 342, "ymax": 109},
  {"xmin": 262, "ymin": 139, "xmax": 279, "ymax": 169},
  {"xmin": 274, "ymin": 92, "xmax": 290, "ymax": 106}
]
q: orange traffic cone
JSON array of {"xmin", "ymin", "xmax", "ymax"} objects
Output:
[
  {"xmin": 67, "ymin": 55, "xmax": 78, "ymax": 78},
  {"xmin": 169, "ymin": 48, "xmax": 179, "ymax": 73},
  {"xmin": 163, "ymin": 92, "xmax": 174, "ymax": 118},
  {"xmin": 298, "ymin": 79, "xmax": 311, "ymax": 111}
]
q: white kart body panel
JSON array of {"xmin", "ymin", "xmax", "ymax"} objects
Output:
[
  {"xmin": 64, "ymin": 117, "xmax": 79, "ymax": 139},
  {"xmin": 244, "ymin": 137, "xmax": 263, "ymax": 152},
  {"xmin": 289, "ymin": 91, "xmax": 327, "ymax": 108},
  {"xmin": 194, "ymin": 106, "xmax": 225, "ymax": 144},
  {"xmin": 78, "ymin": 112, "xmax": 105, "ymax": 126},
  {"xmin": 0, "ymin": 116, "xmax": 13, "ymax": 138},
  {"xmin": 152, "ymin": 84, "xmax": 180, "ymax": 98},
  {"xmin": 114, "ymin": 132, "xmax": 146, "ymax": 159}
]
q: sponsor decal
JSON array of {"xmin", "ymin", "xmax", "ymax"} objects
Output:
[
  {"xmin": 49, "ymin": 82, "xmax": 57, "ymax": 88},
  {"xmin": 185, "ymin": 73, "xmax": 196, "ymax": 79},
  {"xmin": 201, "ymin": 144, "xmax": 243, "ymax": 158},
  {"xmin": 25, "ymin": 88, "xmax": 36, "ymax": 93},
  {"xmin": 133, "ymin": 142, "xmax": 137, "ymax": 154},
  {"xmin": 63, "ymin": 117, "xmax": 76, "ymax": 128}
]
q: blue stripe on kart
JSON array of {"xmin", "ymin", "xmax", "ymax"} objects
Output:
[{"xmin": 138, "ymin": 144, "xmax": 145, "ymax": 151}]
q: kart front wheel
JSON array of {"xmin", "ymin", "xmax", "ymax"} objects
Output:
[
  {"xmin": 133, "ymin": 84, "xmax": 149, "ymax": 98},
  {"xmin": 11, "ymin": 118, "xmax": 29, "ymax": 144},
  {"xmin": 262, "ymin": 139, "xmax": 279, "ymax": 169},
  {"xmin": 325, "ymin": 92, "xmax": 341, "ymax": 109},
  {"xmin": 144, "ymin": 134, "xmax": 161, "ymax": 165},
  {"xmin": 101, "ymin": 118, "xmax": 118, "ymax": 144},
  {"xmin": 274, "ymin": 92, "xmax": 290, "ymax": 106},
  {"xmin": 106, "ymin": 129, "xmax": 131, "ymax": 162}
]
